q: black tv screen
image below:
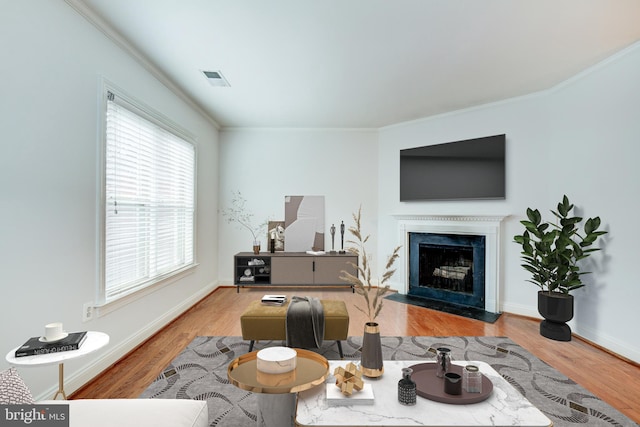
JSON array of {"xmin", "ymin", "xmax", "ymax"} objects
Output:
[{"xmin": 400, "ymin": 134, "xmax": 505, "ymax": 201}]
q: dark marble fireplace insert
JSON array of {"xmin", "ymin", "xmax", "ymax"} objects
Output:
[{"xmin": 408, "ymin": 232, "xmax": 486, "ymax": 309}]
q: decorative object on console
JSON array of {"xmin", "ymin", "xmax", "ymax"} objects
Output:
[
  {"xmin": 284, "ymin": 195, "xmax": 325, "ymax": 252},
  {"xmin": 221, "ymin": 190, "xmax": 269, "ymax": 254},
  {"xmin": 339, "ymin": 206, "xmax": 401, "ymax": 377},
  {"xmin": 329, "ymin": 224, "xmax": 336, "ymax": 253},
  {"xmin": 513, "ymin": 195, "xmax": 608, "ymax": 341},
  {"xmin": 268, "ymin": 221, "xmax": 285, "ymax": 252}
]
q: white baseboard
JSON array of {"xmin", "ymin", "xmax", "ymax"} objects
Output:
[
  {"xmin": 572, "ymin": 324, "xmax": 640, "ymax": 363},
  {"xmin": 34, "ymin": 281, "xmax": 219, "ymax": 401},
  {"xmin": 502, "ymin": 301, "xmax": 639, "ymax": 363},
  {"xmin": 500, "ymin": 301, "xmax": 540, "ymax": 319}
]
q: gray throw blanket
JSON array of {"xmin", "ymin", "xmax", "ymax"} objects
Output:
[{"xmin": 286, "ymin": 296, "xmax": 324, "ymax": 349}]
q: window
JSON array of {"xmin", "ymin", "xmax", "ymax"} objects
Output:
[{"xmin": 101, "ymin": 89, "xmax": 195, "ymax": 304}]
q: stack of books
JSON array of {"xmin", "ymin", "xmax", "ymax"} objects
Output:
[
  {"xmin": 261, "ymin": 295, "xmax": 287, "ymax": 306},
  {"xmin": 15, "ymin": 331, "xmax": 88, "ymax": 357}
]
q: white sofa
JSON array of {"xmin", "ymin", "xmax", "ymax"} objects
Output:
[
  {"xmin": 40, "ymin": 398, "xmax": 208, "ymax": 427},
  {"xmin": 2, "ymin": 367, "xmax": 207, "ymax": 427}
]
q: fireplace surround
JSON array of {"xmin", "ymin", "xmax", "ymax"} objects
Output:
[{"xmin": 393, "ymin": 215, "xmax": 508, "ymax": 314}]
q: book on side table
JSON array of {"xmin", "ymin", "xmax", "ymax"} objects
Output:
[{"xmin": 15, "ymin": 331, "xmax": 88, "ymax": 357}]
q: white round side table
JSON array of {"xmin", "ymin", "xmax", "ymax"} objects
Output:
[{"xmin": 5, "ymin": 331, "xmax": 110, "ymax": 400}]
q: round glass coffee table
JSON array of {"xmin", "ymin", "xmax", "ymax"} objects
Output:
[{"xmin": 228, "ymin": 348, "xmax": 329, "ymax": 427}]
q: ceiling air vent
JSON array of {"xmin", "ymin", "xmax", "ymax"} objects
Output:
[{"xmin": 202, "ymin": 70, "xmax": 230, "ymax": 87}]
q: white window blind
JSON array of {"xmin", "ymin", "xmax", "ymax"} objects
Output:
[{"xmin": 103, "ymin": 91, "xmax": 195, "ymax": 303}]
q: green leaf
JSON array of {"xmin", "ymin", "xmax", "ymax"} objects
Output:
[
  {"xmin": 541, "ymin": 232, "xmax": 556, "ymax": 245},
  {"xmin": 526, "ymin": 208, "xmax": 541, "ymax": 225},
  {"xmin": 560, "ymin": 217, "xmax": 581, "ymax": 227},
  {"xmin": 584, "ymin": 217, "xmax": 602, "ymax": 235},
  {"xmin": 557, "ymin": 195, "xmax": 573, "ymax": 217}
]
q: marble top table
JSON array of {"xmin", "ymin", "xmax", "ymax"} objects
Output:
[{"xmin": 295, "ymin": 360, "xmax": 552, "ymax": 427}]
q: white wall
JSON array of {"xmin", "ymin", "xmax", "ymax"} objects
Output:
[
  {"xmin": 546, "ymin": 44, "xmax": 640, "ymax": 359},
  {"xmin": 0, "ymin": 1, "xmax": 220, "ymax": 399},
  {"xmin": 377, "ymin": 43, "xmax": 640, "ymax": 362},
  {"xmin": 2, "ymin": 4, "xmax": 638, "ymax": 403},
  {"xmin": 218, "ymin": 129, "xmax": 378, "ymax": 283}
]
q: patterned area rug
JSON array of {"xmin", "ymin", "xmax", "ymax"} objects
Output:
[{"xmin": 140, "ymin": 336, "xmax": 638, "ymax": 427}]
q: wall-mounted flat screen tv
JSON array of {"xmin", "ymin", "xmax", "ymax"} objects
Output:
[{"xmin": 400, "ymin": 134, "xmax": 505, "ymax": 201}]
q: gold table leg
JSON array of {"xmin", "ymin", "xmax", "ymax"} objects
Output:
[{"xmin": 52, "ymin": 363, "xmax": 67, "ymax": 400}]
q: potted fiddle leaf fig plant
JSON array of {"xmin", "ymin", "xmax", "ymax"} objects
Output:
[{"xmin": 513, "ymin": 195, "xmax": 607, "ymax": 341}]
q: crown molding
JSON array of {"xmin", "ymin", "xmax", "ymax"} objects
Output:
[{"xmin": 64, "ymin": 0, "xmax": 220, "ymax": 130}]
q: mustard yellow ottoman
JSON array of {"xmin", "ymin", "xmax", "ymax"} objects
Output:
[{"xmin": 240, "ymin": 299, "xmax": 349, "ymax": 358}]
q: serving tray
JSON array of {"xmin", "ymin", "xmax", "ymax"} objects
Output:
[{"xmin": 408, "ymin": 362, "xmax": 493, "ymax": 404}]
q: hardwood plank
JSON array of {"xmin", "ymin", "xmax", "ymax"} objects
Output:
[{"xmin": 71, "ymin": 287, "xmax": 640, "ymax": 423}]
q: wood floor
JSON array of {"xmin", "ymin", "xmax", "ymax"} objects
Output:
[{"xmin": 71, "ymin": 287, "xmax": 640, "ymax": 423}]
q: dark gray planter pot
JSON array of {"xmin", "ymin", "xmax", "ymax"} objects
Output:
[{"xmin": 538, "ymin": 291, "xmax": 574, "ymax": 341}]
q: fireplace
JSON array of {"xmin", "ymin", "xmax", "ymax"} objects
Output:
[
  {"xmin": 394, "ymin": 214, "xmax": 507, "ymax": 314},
  {"xmin": 408, "ymin": 232, "xmax": 486, "ymax": 308}
]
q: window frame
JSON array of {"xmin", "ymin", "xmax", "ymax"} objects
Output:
[{"xmin": 96, "ymin": 81, "xmax": 198, "ymax": 313}]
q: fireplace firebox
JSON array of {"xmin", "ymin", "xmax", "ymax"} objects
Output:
[{"xmin": 408, "ymin": 232, "xmax": 486, "ymax": 309}]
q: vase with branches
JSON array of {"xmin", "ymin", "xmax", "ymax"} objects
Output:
[
  {"xmin": 340, "ymin": 206, "xmax": 401, "ymax": 377},
  {"xmin": 221, "ymin": 191, "xmax": 268, "ymax": 254}
]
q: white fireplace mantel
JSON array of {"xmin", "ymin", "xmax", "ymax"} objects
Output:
[{"xmin": 392, "ymin": 214, "xmax": 509, "ymax": 314}]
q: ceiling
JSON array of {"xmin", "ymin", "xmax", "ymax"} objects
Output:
[{"xmin": 72, "ymin": 0, "xmax": 640, "ymax": 129}]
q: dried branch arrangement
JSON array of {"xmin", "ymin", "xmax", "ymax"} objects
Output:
[
  {"xmin": 220, "ymin": 190, "xmax": 268, "ymax": 242},
  {"xmin": 340, "ymin": 207, "xmax": 401, "ymax": 322}
]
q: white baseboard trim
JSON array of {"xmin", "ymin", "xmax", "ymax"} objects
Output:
[
  {"xmin": 34, "ymin": 281, "xmax": 219, "ymax": 401},
  {"xmin": 499, "ymin": 301, "xmax": 540, "ymax": 319},
  {"xmin": 573, "ymin": 324, "xmax": 640, "ymax": 363},
  {"xmin": 502, "ymin": 301, "xmax": 639, "ymax": 363}
]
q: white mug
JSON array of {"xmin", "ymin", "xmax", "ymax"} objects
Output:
[{"xmin": 44, "ymin": 322, "xmax": 65, "ymax": 341}]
